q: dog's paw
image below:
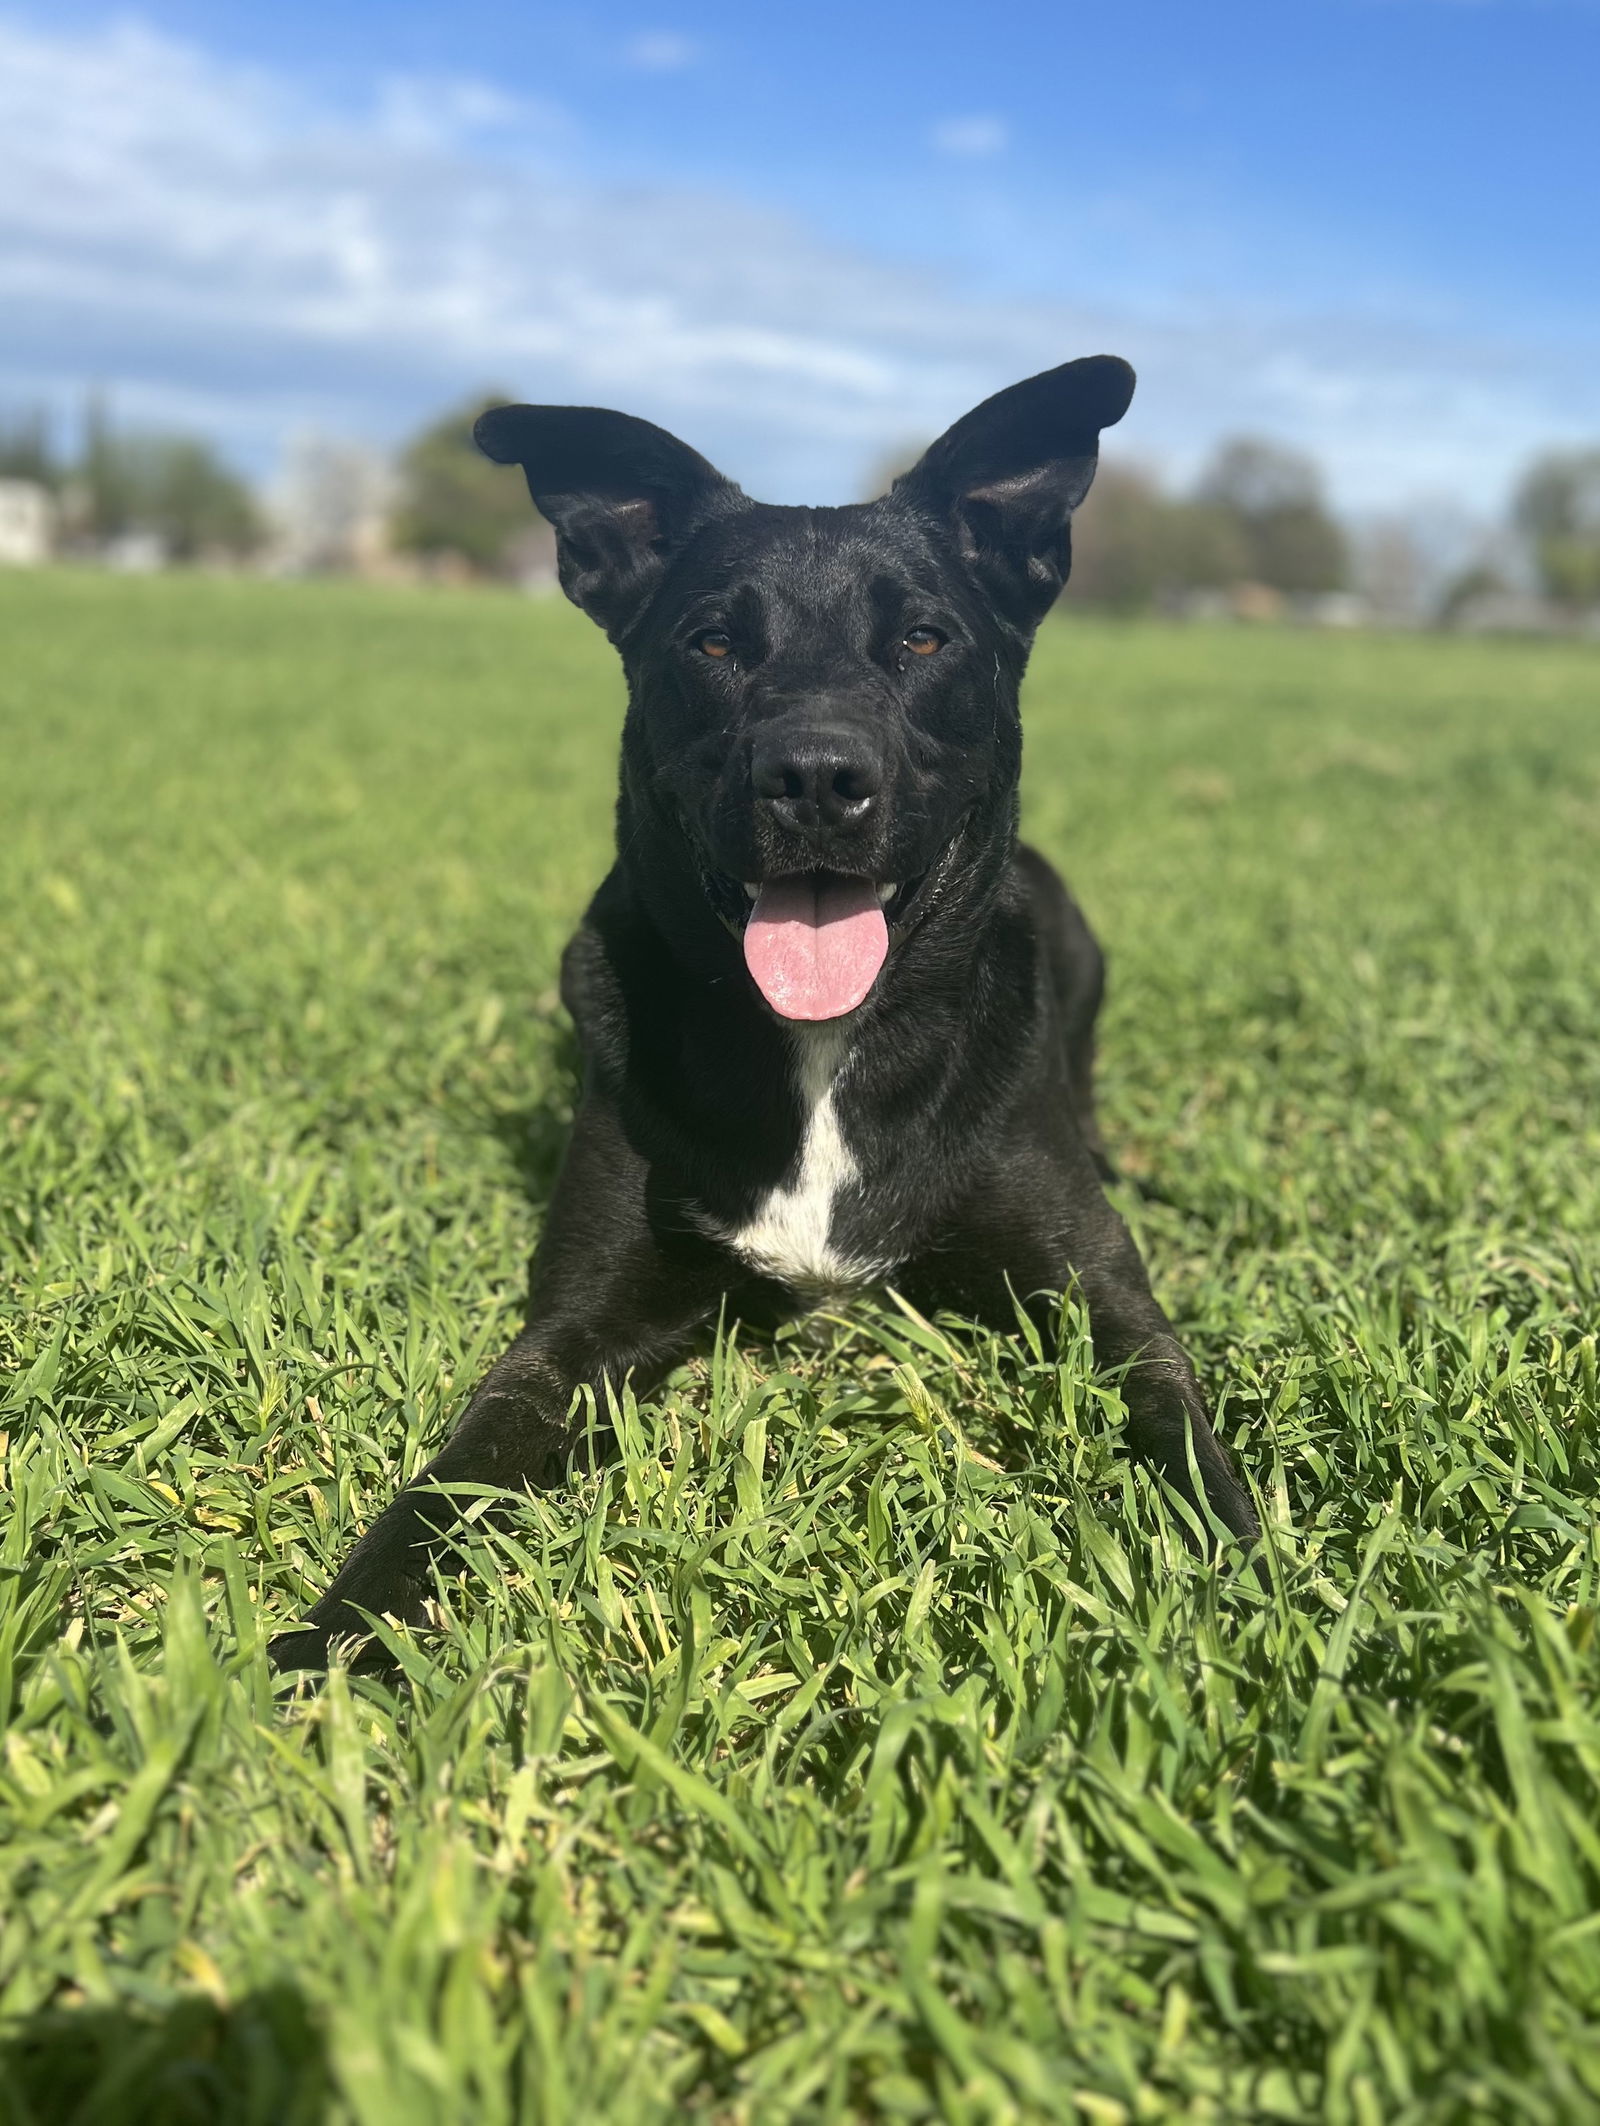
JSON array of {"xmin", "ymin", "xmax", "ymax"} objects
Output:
[{"xmin": 267, "ymin": 1623, "xmax": 333, "ymax": 1674}]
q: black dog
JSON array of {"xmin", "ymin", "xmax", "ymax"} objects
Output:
[{"xmin": 271, "ymin": 355, "xmax": 1259, "ymax": 1670}]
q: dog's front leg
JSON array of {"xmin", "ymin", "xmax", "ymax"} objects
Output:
[
  {"xmin": 1066, "ymin": 1229, "xmax": 1261, "ymax": 1548},
  {"xmin": 271, "ymin": 1103, "xmax": 723, "ymax": 1670},
  {"xmin": 902, "ymin": 1138, "xmax": 1260, "ymax": 1552}
]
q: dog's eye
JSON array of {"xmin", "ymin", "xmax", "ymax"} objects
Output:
[
  {"xmin": 694, "ymin": 630, "xmax": 733, "ymax": 660},
  {"xmin": 902, "ymin": 627, "xmax": 945, "ymax": 656}
]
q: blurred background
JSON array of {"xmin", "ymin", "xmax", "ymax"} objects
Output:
[{"xmin": 2, "ymin": 0, "xmax": 1597, "ymax": 630}]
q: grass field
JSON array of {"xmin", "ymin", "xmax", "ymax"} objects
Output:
[{"xmin": 2, "ymin": 570, "xmax": 1599, "ymax": 2124}]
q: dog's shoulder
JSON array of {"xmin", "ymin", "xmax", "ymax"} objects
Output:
[
  {"xmin": 558, "ymin": 919, "xmax": 608, "ymax": 1046},
  {"xmin": 557, "ymin": 866, "xmax": 637, "ymax": 1064}
]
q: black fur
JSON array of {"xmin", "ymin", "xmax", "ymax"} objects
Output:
[{"xmin": 271, "ymin": 356, "xmax": 1260, "ymax": 1671}]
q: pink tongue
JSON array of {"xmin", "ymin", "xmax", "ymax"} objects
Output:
[{"xmin": 743, "ymin": 875, "xmax": 889, "ymax": 1020}]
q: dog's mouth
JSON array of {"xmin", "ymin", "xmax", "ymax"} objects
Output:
[{"xmin": 702, "ymin": 866, "xmax": 935, "ymax": 1022}]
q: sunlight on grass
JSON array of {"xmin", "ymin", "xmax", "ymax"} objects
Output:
[{"xmin": 2, "ymin": 573, "xmax": 1598, "ymax": 2121}]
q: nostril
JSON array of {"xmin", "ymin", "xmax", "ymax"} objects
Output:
[{"xmin": 752, "ymin": 728, "xmax": 883, "ymax": 828}]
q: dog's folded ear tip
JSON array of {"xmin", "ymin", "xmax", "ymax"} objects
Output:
[
  {"xmin": 472, "ymin": 405, "xmax": 531, "ymax": 464},
  {"xmin": 1068, "ymin": 353, "xmax": 1137, "ymax": 425}
]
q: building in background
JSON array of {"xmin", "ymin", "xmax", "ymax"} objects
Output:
[
  {"xmin": 0, "ymin": 478, "xmax": 55, "ymax": 565},
  {"xmin": 266, "ymin": 435, "xmax": 399, "ymax": 578}
]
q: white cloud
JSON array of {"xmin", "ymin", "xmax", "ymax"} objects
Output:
[
  {"xmin": 930, "ymin": 114, "xmax": 1010, "ymax": 158},
  {"xmin": 373, "ymin": 74, "xmax": 563, "ymax": 153},
  {"xmin": 621, "ymin": 31, "xmax": 700, "ymax": 72},
  {"xmin": 0, "ymin": 14, "xmax": 1593, "ymax": 509}
]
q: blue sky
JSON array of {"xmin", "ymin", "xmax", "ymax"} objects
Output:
[{"xmin": 3, "ymin": 0, "xmax": 1597, "ymax": 511}]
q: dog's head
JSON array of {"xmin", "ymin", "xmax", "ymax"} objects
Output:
[{"xmin": 476, "ymin": 357, "xmax": 1133, "ymax": 1022}]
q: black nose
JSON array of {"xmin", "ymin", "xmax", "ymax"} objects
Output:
[{"xmin": 751, "ymin": 726, "xmax": 883, "ymax": 835}]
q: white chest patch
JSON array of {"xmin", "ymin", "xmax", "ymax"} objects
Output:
[{"xmin": 714, "ymin": 1023, "xmax": 883, "ymax": 1294}]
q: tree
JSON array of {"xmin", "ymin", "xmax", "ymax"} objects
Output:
[
  {"xmin": 1065, "ymin": 469, "xmax": 1250, "ymax": 610},
  {"xmin": 1159, "ymin": 499, "xmax": 1253, "ymax": 594},
  {"xmin": 0, "ymin": 407, "xmax": 58, "ymax": 487},
  {"xmin": 1196, "ymin": 437, "xmax": 1346, "ymax": 593},
  {"xmin": 127, "ymin": 437, "xmax": 261, "ymax": 558},
  {"xmin": 1063, "ymin": 464, "xmax": 1169, "ymax": 609},
  {"xmin": 1435, "ymin": 563, "xmax": 1508, "ymax": 627},
  {"xmin": 392, "ymin": 393, "xmax": 546, "ymax": 576},
  {"xmin": 80, "ymin": 399, "xmax": 261, "ymax": 557},
  {"xmin": 1514, "ymin": 449, "xmax": 1600, "ymax": 608}
]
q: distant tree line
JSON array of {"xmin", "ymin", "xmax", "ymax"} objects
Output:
[
  {"xmin": 1068, "ymin": 434, "xmax": 1600, "ymax": 619},
  {"xmin": 0, "ymin": 399, "xmax": 261, "ymax": 560},
  {"xmin": 6, "ymin": 389, "xmax": 1599, "ymax": 616},
  {"xmin": 1066, "ymin": 436, "xmax": 1348, "ymax": 609},
  {"xmin": 1513, "ymin": 449, "xmax": 1600, "ymax": 609}
]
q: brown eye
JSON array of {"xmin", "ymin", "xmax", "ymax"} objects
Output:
[
  {"xmin": 695, "ymin": 630, "xmax": 733, "ymax": 659},
  {"xmin": 903, "ymin": 627, "xmax": 945, "ymax": 656}
]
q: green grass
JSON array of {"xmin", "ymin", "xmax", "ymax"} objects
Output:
[{"xmin": 2, "ymin": 569, "xmax": 1599, "ymax": 2124}]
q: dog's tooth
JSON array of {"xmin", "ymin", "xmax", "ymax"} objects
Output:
[
  {"xmin": 743, "ymin": 881, "xmax": 760, "ymax": 900},
  {"xmin": 876, "ymin": 882, "xmax": 896, "ymax": 904}
]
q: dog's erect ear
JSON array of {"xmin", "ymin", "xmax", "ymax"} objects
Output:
[
  {"xmin": 474, "ymin": 405, "xmax": 738, "ymax": 637},
  {"xmin": 894, "ymin": 356, "xmax": 1136, "ymax": 629}
]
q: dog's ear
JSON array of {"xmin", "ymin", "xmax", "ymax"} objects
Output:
[
  {"xmin": 893, "ymin": 356, "xmax": 1135, "ymax": 629},
  {"xmin": 474, "ymin": 405, "xmax": 738, "ymax": 637}
]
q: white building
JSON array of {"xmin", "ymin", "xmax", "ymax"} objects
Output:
[
  {"xmin": 266, "ymin": 434, "xmax": 397, "ymax": 576},
  {"xmin": 0, "ymin": 479, "xmax": 55, "ymax": 565}
]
